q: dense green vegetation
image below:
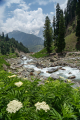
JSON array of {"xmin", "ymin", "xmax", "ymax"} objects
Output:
[
  {"xmin": 56, "ymin": 11, "xmax": 65, "ymax": 52},
  {"xmin": 0, "ymin": 33, "xmax": 29, "ymax": 55},
  {"xmin": 64, "ymin": 0, "xmax": 77, "ymax": 28},
  {"xmin": 76, "ymin": 0, "xmax": 80, "ymax": 41}
]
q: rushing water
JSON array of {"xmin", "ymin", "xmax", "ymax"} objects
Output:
[{"xmin": 22, "ymin": 56, "xmax": 80, "ymax": 81}]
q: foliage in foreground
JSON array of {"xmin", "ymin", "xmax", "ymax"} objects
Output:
[{"xmin": 0, "ymin": 70, "xmax": 80, "ymax": 120}]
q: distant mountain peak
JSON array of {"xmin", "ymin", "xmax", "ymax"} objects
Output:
[{"xmin": 8, "ymin": 30, "xmax": 44, "ymax": 52}]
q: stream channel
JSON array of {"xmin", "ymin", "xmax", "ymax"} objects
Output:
[{"xmin": 21, "ymin": 56, "xmax": 80, "ymax": 85}]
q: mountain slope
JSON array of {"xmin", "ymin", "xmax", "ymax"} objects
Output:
[{"xmin": 7, "ymin": 30, "xmax": 44, "ymax": 52}]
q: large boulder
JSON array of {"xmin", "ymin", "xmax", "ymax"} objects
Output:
[
  {"xmin": 50, "ymin": 58, "xmax": 57, "ymax": 62},
  {"xmin": 68, "ymin": 75, "xmax": 76, "ymax": 79},
  {"xmin": 47, "ymin": 68, "xmax": 58, "ymax": 73},
  {"xmin": 27, "ymin": 68, "xmax": 34, "ymax": 72},
  {"xmin": 50, "ymin": 73, "xmax": 60, "ymax": 80}
]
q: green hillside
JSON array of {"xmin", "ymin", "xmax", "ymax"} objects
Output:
[
  {"xmin": 31, "ymin": 32, "xmax": 78, "ymax": 58},
  {"xmin": 0, "ymin": 34, "xmax": 29, "ymax": 55},
  {"xmin": 28, "ymin": 45, "xmax": 44, "ymax": 52},
  {"xmin": 64, "ymin": 32, "xmax": 77, "ymax": 52},
  {"xmin": 8, "ymin": 30, "xmax": 44, "ymax": 52}
]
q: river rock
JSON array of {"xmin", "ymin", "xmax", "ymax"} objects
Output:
[
  {"xmin": 15, "ymin": 64, "xmax": 23, "ymax": 68},
  {"xmin": 50, "ymin": 73, "xmax": 60, "ymax": 80},
  {"xmin": 51, "ymin": 58, "xmax": 57, "ymax": 62},
  {"xmin": 50, "ymin": 64, "xmax": 55, "ymax": 67},
  {"xmin": 47, "ymin": 68, "xmax": 58, "ymax": 73},
  {"xmin": 10, "ymin": 65, "xmax": 16, "ymax": 70},
  {"xmin": 17, "ymin": 60, "xmax": 21, "ymax": 64},
  {"xmin": 33, "ymin": 71, "xmax": 41, "ymax": 76},
  {"xmin": 68, "ymin": 72, "xmax": 72, "ymax": 74},
  {"xmin": 30, "ymin": 72, "xmax": 34, "ymax": 76},
  {"xmin": 36, "ymin": 63, "xmax": 43, "ymax": 68},
  {"xmin": 68, "ymin": 75, "xmax": 76, "ymax": 79},
  {"xmin": 18, "ymin": 68, "xmax": 25, "ymax": 72},
  {"xmin": 3, "ymin": 64, "xmax": 7, "ymax": 71},
  {"xmin": 27, "ymin": 68, "xmax": 34, "ymax": 72},
  {"xmin": 60, "ymin": 68, "xmax": 66, "ymax": 70},
  {"xmin": 20, "ymin": 55, "xmax": 25, "ymax": 58}
]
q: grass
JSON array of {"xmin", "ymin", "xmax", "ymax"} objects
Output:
[
  {"xmin": 28, "ymin": 45, "xmax": 44, "ymax": 52},
  {"xmin": 31, "ymin": 48, "xmax": 49, "ymax": 58},
  {"xmin": 0, "ymin": 52, "xmax": 17, "ymax": 59},
  {"xmin": 64, "ymin": 32, "xmax": 77, "ymax": 52},
  {"xmin": 0, "ymin": 52, "xmax": 18, "ymax": 70},
  {"xmin": 31, "ymin": 45, "xmax": 56, "ymax": 58}
]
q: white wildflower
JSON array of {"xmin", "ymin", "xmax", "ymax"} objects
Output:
[
  {"xmin": 6, "ymin": 100, "xmax": 23, "ymax": 113},
  {"xmin": 14, "ymin": 81, "xmax": 23, "ymax": 87},
  {"xmin": 35, "ymin": 101, "xmax": 50, "ymax": 112}
]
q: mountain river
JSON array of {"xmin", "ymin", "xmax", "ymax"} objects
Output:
[{"xmin": 21, "ymin": 56, "xmax": 80, "ymax": 82}]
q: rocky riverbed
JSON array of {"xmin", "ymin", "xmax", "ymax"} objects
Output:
[{"xmin": 5, "ymin": 52, "xmax": 80, "ymax": 87}]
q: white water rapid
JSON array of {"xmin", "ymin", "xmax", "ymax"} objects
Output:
[{"xmin": 21, "ymin": 56, "xmax": 80, "ymax": 82}]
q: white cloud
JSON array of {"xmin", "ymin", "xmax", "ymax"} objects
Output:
[
  {"xmin": 60, "ymin": 0, "xmax": 68, "ymax": 11},
  {"xmin": 36, "ymin": 0, "xmax": 48, "ymax": 5},
  {"xmin": 50, "ymin": 12, "xmax": 54, "ymax": 15},
  {"xmin": 35, "ymin": 0, "xmax": 68, "ymax": 6},
  {"xmin": 6, "ymin": 0, "xmax": 22, "ymax": 7},
  {"xmin": 1, "ymin": 7, "xmax": 45, "ymax": 36}
]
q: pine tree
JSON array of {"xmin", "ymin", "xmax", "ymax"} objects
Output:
[
  {"xmin": 43, "ymin": 16, "xmax": 53, "ymax": 53},
  {"xmin": 5, "ymin": 34, "xmax": 9, "ymax": 41},
  {"xmin": 64, "ymin": 0, "xmax": 77, "ymax": 28},
  {"xmin": 2, "ymin": 32, "xmax": 4, "ymax": 38},
  {"xmin": 76, "ymin": 0, "xmax": 80, "ymax": 41},
  {"xmin": 56, "ymin": 3, "xmax": 61, "ymax": 36},
  {"xmin": 53, "ymin": 16, "xmax": 56, "ymax": 40},
  {"xmin": 57, "ymin": 12, "xmax": 65, "ymax": 53},
  {"xmin": 54, "ymin": 3, "xmax": 62, "ymax": 47}
]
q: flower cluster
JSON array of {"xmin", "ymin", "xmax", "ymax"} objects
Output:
[
  {"xmin": 35, "ymin": 101, "xmax": 50, "ymax": 112},
  {"xmin": 6, "ymin": 100, "xmax": 23, "ymax": 113},
  {"xmin": 8, "ymin": 75, "xmax": 17, "ymax": 78},
  {"xmin": 14, "ymin": 81, "xmax": 23, "ymax": 87}
]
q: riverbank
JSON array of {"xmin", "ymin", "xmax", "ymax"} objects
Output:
[{"xmin": 5, "ymin": 52, "xmax": 80, "ymax": 87}]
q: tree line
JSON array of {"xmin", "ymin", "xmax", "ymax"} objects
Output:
[
  {"xmin": 0, "ymin": 33, "xmax": 29, "ymax": 55},
  {"xmin": 43, "ymin": 0, "xmax": 80, "ymax": 53}
]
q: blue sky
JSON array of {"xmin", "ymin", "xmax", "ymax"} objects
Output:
[{"xmin": 0, "ymin": 0, "xmax": 68, "ymax": 38}]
